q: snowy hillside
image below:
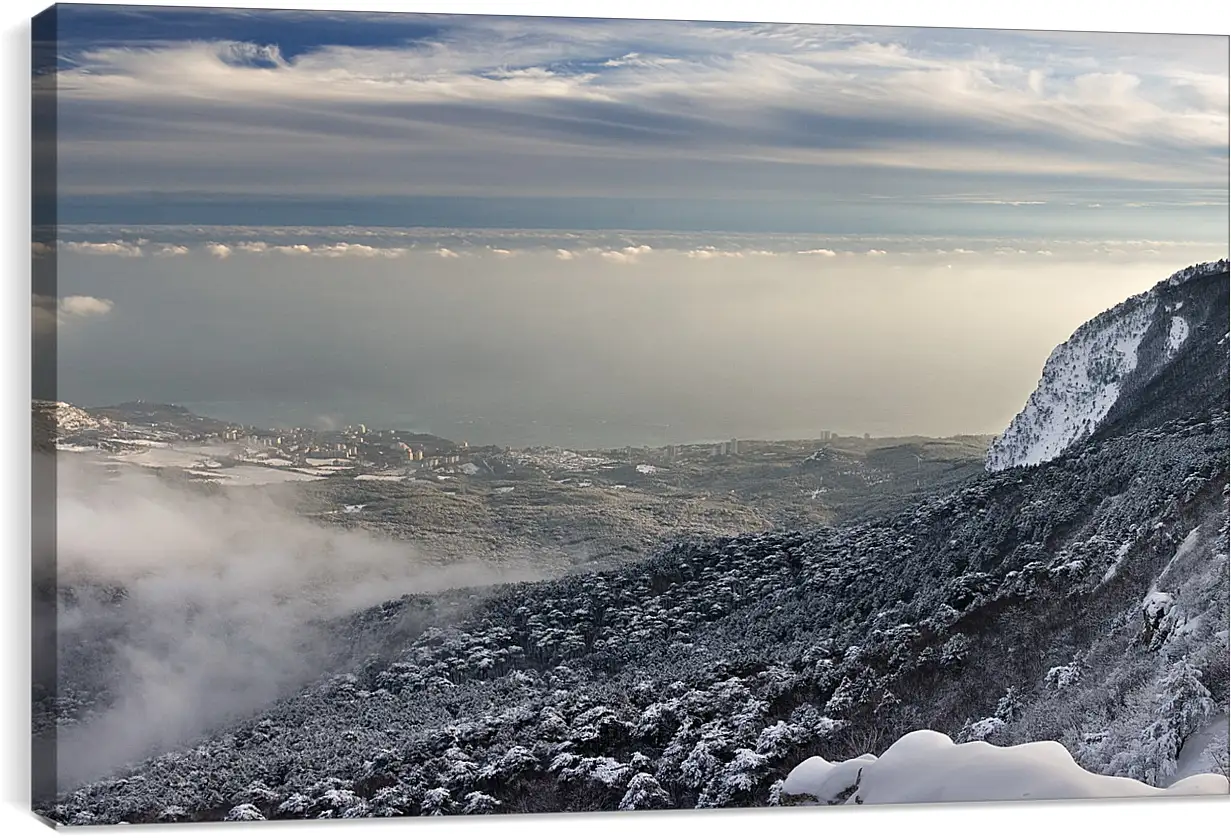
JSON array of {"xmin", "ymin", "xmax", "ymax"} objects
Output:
[
  {"xmin": 33, "ymin": 399, "xmax": 115, "ymax": 437},
  {"xmin": 40, "ymin": 405, "xmax": 1230, "ymax": 823},
  {"xmin": 780, "ymin": 729, "xmax": 1227, "ymax": 805},
  {"xmin": 987, "ymin": 259, "xmax": 1228, "ymax": 472}
]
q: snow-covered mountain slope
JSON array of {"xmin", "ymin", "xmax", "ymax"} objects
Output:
[
  {"xmin": 987, "ymin": 259, "xmax": 1229, "ymax": 472},
  {"xmin": 32, "ymin": 399, "xmax": 115, "ymax": 437},
  {"xmin": 41, "ymin": 403, "xmax": 1230, "ymax": 823}
]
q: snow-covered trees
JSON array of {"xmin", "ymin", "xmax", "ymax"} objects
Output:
[
  {"xmin": 1139, "ymin": 658, "xmax": 1216, "ymax": 784},
  {"xmin": 1081, "ymin": 656, "xmax": 1219, "ymax": 785},
  {"xmin": 224, "ymin": 804, "xmax": 264, "ymax": 822},
  {"xmin": 1200, "ymin": 736, "xmax": 1229, "ymax": 779},
  {"xmin": 461, "ymin": 791, "xmax": 502, "ymax": 815},
  {"xmin": 419, "ymin": 787, "xmax": 455, "ymax": 816},
  {"xmin": 1045, "ymin": 661, "xmax": 1083, "ymax": 692},
  {"xmin": 619, "ymin": 773, "xmax": 670, "ymax": 810},
  {"xmin": 38, "ymin": 401, "xmax": 1231, "ymax": 824}
]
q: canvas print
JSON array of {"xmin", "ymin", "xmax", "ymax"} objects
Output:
[{"xmin": 29, "ymin": 2, "xmax": 1231, "ymax": 826}]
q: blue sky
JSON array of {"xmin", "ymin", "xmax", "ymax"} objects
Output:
[{"xmin": 40, "ymin": 4, "xmax": 1229, "ymax": 240}]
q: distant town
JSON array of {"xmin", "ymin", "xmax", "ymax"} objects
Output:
[
  {"xmin": 216, "ymin": 422, "xmax": 470, "ymax": 471},
  {"xmin": 199, "ymin": 421, "xmax": 843, "ymax": 475},
  {"xmin": 38, "ymin": 398, "xmax": 855, "ymax": 485}
]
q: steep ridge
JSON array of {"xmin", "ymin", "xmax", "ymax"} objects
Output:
[
  {"xmin": 1096, "ymin": 263, "xmax": 1230, "ymax": 441},
  {"xmin": 39, "ymin": 262, "xmax": 1230, "ymax": 823},
  {"xmin": 986, "ymin": 259, "xmax": 1229, "ymax": 472}
]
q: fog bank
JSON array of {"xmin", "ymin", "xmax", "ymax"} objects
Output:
[
  {"xmin": 51, "ymin": 453, "xmax": 546, "ymax": 788},
  {"xmin": 53, "ymin": 242, "xmax": 1223, "ymax": 447}
]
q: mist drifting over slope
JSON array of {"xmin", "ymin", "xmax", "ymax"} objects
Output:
[{"xmin": 50, "ymin": 453, "xmax": 547, "ymax": 787}]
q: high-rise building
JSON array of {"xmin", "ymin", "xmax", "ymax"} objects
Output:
[{"xmin": 730, "ymin": 438, "xmax": 739, "ymax": 455}]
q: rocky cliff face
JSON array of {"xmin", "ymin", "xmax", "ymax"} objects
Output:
[{"xmin": 987, "ymin": 259, "xmax": 1229, "ymax": 473}]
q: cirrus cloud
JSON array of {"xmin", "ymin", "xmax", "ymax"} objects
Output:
[{"xmin": 42, "ymin": 9, "xmax": 1227, "ymax": 242}]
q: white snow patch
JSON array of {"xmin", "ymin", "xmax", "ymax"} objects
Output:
[
  {"xmin": 354, "ymin": 474, "xmax": 406, "ymax": 482},
  {"xmin": 493, "ymin": 486, "xmax": 515, "ymax": 494},
  {"xmin": 1164, "ymin": 316, "xmax": 1189, "ymax": 359},
  {"xmin": 781, "ymin": 729, "xmax": 1228, "ymax": 805},
  {"xmin": 635, "ymin": 464, "xmax": 658, "ymax": 475},
  {"xmin": 1172, "ymin": 614, "xmax": 1202, "ymax": 639},
  {"xmin": 1156, "ymin": 526, "xmax": 1201, "ymax": 589},
  {"xmin": 343, "ymin": 504, "xmax": 367, "ymax": 513},
  {"xmin": 1169, "ymin": 713, "xmax": 1229, "ymax": 784},
  {"xmin": 105, "ymin": 437, "xmax": 172, "ymax": 449},
  {"xmin": 459, "ymin": 462, "xmax": 480, "ymax": 476},
  {"xmin": 110, "ymin": 445, "xmax": 221, "ymax": 470},
  {"xmin": 205, "ymin": 466, "xmax": 325, "ymax": 486},
  {"xmin": 55, "ymin": 443, "xmax": 97, "ymax": 453},
  {"xmin": 1143, "ymin": 591, "xmax": 1176, "ymax": 621},
  {"xmin": 1101, "ymin": 540, "xmax": 1135, "ymax": 584}
]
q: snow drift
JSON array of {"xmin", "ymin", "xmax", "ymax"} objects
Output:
[{"xmin": 781, "ymin": 729, "xmax": 1229, "ymax": 805}]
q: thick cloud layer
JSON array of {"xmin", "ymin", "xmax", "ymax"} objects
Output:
[{"xmin": 52, "ymin": 453, "xmax": 546, "ymax": 787}]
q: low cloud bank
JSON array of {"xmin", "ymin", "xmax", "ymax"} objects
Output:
[{"xmin": 51, "ymin": 454, "xmax": 545, "ymax": 789}]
